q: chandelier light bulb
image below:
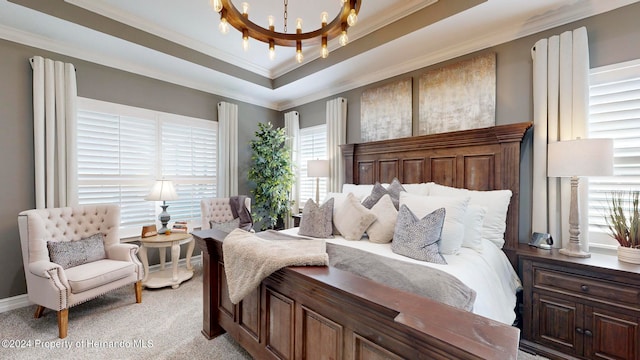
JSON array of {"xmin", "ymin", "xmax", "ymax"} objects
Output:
[
  {"xmin": 347, "ymin": 9, "xmax": 358, "ymax": 26},
  {"xmin": 219, "ymin": 17, "xmax": 229, "ymax": 34},
  {"xmin": 241, "ymin": 2, "xmax": 249, "ymax": 15},
  {"xmin": 269, "ymin": 40, "xmax": 275, "ymax": 60},
  {"xmin": 321, "ymin": 12, "xmax": 328, "ymax": 26},
  {"xmin": 242, "ymin": 29, "xmax": 249, "ymax": 51},
  {"xmin": 339, "ymin": 30, "xmax": 348, "ymax": 46},
  {"xmin": 296, "ymin": 18, "xmax": 303, "ymax": 32},
  {"xmin": 321, "ymin": 37, "xmax": 329, "ymax": 58},
  {"xmin": 268, "ymin": 15, "xmax": 275, "ymax": 31},
  {"xmin": 296, "ymin": 41, "xmax": 303, "ymax": 63},
  {"xmin": 210, "ymin": 0, "xmax": 223, "ymax": 13}
]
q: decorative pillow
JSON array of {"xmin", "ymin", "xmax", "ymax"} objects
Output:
[
  {"xmin": 399, "ymin": 192, "xmax": 469, "ymax": 255},
  {"xmin": 391, "ymin": 205, "xmax": 447, "ymax": 264},
  {"xmin": 341, "ymin": 184, "xmax": 374, "ymax": 201},
  {"xmin": 47, "ymin": 233, "xmax": 106, "ymax": 269},
  {"xmin": 362, "ymin": 178, "xmax": 406, "ymax": 210},
  {"xmin": 298, "ymin": 198, "xmax": 334, "ymax": 238},
  {"xmin": 210, "ymin": 218, "xmax": 240, "ymax": 233},
  {"xmin": 333, "ymin": 193, "xmax": 377, "ymax": 240},
  {"xmin": 323, "ymin": 192, "xmax": 349, "ymax": 235},
  {"xmin": 462, "ymin": 205, "xmax": 487, "ymax": 251},
  {"xmin": 366, "ymin": 194, "xmax": 398, "ymax": 244},
  {"xmin": 427, "ymin": 183, "xmax": 512, "ymax": 249}
]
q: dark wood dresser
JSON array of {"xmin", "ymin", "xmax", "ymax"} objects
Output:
[{"xmin": 518, "ymin": 244, "xmax": 640, "ymax": 360}]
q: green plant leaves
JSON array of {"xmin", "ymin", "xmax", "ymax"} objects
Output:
[
  {"xmin": 605, "ymin": 190, "xmax": 640, "ymax": 248},
  {"xmin": 248, "ymin": 122, "xmax": 295, "ymax": 230}
]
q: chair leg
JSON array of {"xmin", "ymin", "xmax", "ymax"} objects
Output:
[
  {"xmin": 34, "ymin": 305, "xmax": 45, "ymax": 319},
  {"xmin": 134, "ymin": 280, "xmax": 142, "ymax": 303},
  {"xmin": 57, "ymin": 309, "xmax": 68, "ymax": 339}
]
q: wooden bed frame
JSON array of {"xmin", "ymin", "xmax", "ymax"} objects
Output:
[{"xmin": 192, "ymin": 122, "xmax": 532, "ymax": 360}]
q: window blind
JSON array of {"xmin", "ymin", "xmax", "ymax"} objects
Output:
[
  {"xmin": 77, "ymin": 98, "xmax": 217, "ymax": 237},
  {"xmin": 588, "ymin": 59, "xmax": 640, "ymax": 248},
  {"xmin": 299, "ymin": 125, "xmax": 327, "ymax": 204}
]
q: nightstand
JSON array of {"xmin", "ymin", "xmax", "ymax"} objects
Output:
[
  {"xmin": 292, "ymin": 213, "xmax": 302, "ymax": 227},
  {"xmin": 518, "ymin": 244, "xmax": 640, "ymax": 360}
]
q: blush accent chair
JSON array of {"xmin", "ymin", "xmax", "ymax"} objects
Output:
[{"xmin": 18, "ymin": 204, "xmax": 143, "ymax": 338}]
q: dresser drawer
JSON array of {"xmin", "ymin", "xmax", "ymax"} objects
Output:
[{"xmin": 533, "ymin": 266, "xmax": 640, "ymax": 310}]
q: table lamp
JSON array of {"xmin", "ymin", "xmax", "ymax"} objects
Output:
[
  {"xmin": 145, "ymin": 179, "xmax": 179, "ymax": 234},
  {"xmin": 307, "ymin": 159, "xmax": 330, "ymax": 204},
  {"xmin": 547, "ymin": 138, "xmax": 614, "ymax": 257}
]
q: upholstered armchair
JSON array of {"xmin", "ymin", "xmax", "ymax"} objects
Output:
[
  {"xmin": 201, "ymin": 196, "xmax": 252, "ymax": 231},
  {"xmin": 18, "ymin": 204, "xmax": 143, "ymax": 338}
]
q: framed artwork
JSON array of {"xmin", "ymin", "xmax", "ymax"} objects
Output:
[
  {"xmin": 419, "ymin": 53, "xmax": 496, "ymax": 135},
  {"xmin": 361, "ymin": 78, "xmax": 412, "ymax": 141}
]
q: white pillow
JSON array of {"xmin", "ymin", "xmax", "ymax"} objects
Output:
[
  {"xmin": 366, "ymin": 194, "xmax": 398, "ymax": 244},
  {"xmin": 402, "ymin": 183, "xmax": 430, "ymax": 195},
  {"xmin": 333, "ymin": 193, "xmax": 377, "ymax": 240},
  {"xmin": 427, "ymin": 183, "xmax": 512, "ymax": 249},
  {"xmin": 341, "ymin": 184, "xmax": 375, "ymax": 201},
  {"xmin": 399, "ymin": 192, "xmax": 469, "ymax": 254},
  {"xmin": 462, "ymin": 205, "xmax": 487, "ymax": 251}
]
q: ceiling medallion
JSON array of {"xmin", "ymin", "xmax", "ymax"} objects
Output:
[{"xmin": 210, "ymin": 0, "xmax": 361, "ymax": 63}]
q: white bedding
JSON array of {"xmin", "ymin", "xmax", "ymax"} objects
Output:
[{"xmin": 280, "ymin": 228, "xmax": 521, "ymax": 325}]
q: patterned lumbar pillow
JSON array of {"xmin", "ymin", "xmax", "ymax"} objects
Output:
[
  {"xmin": 47, "ymin": 233, "xmax": 107, "ymax": 269},
  {"xmin": 391, "ymin": 205, "xmax": 447, "ymax": 264},
  {"xmin": 298, "ymin": 198, "xmax": 334, "ymax": 238},
  {"xmin": 333, "ymin": 193, "xmax": 377, "ymax": 240},
  {"xmin": 210, "ymin": 218, "xmax": 240, "ymax": 233},
  {"xmin": 361, "ymin": 178, "xmax": 406, "ymax": 210}
]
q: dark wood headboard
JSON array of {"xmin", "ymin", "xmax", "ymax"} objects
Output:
[{"xmin": 340, "ymin": 122, "xmax": 532, "ymax": 260}]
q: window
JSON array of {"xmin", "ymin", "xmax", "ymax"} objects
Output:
[
  {"xmin": 77, "ymin": 98, "xmax": 217, "ymax": 237},
  {"xmin": 299, "ymin": 125, "xmax": 327, "ymax": 205},
  {"xmin": 588, "ymin": 59, "xmax": 640, "ymax": 249}
]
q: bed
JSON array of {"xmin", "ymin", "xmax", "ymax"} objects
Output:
[{"xmin": 192, "ymin": 122, "xmax": 532, "ymax": 360}]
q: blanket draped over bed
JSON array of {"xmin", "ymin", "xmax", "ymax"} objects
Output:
[
  {"xmin": 222, "ymin": 229, "xmax": 476, "ymax": 311},
  {"xmin": 222, "ymin": 229, "xmax": 328, "ymax": 304},
  {"xmin": 327, "ymin": 243, "xmax": 476, "ymax": 311}
]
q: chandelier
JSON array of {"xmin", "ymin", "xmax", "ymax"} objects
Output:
[{"xmin": 210, "ymin": 0, "xmax": 361, "ymax": 63}]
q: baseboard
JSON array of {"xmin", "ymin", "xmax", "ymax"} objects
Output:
[{"xmin": 0, "ymin": 254, "xmax": 202, "ymax": 314}]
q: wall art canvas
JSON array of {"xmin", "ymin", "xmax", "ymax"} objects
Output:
[
  {"xmin": 361, "ymin": 78, "xmax": 412, "ymax": 141},
  {"xmin": 419, "ymin": 53, "xmax": 496, "ymax": 135}
]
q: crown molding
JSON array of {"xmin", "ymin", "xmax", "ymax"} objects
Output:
[
  {"xmin": 65, "ymin": 0, "xmax": 272, "ymax": 78},
  {"xmin": 0, "ymin": 24, "xmax": 279, "ymax": 110}
]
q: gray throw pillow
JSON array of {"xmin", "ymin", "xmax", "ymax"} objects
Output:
[
  {"xmin": 298, "ymin": 198, "xmax": 334, "ymax": 238},
  {"xmin": 391, "ymin": 205, "xmax": 447, "ymax": 264},
  {"xmin": 210, "ymin": 218, "xmax": 240, "ymax": 233},
  {"xmin": 361, "ymin": 178, "xmax": 406, "ymax": 210},
  {"xmin": 47, "ymin": 233, "xmax": 107, "ymax": 269}
]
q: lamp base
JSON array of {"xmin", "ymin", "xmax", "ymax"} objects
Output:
[
  {"xmin": 559, "ymin": 247, "xmax": 591, "ymax": 258},
  {"xmin": 158, "ymin": 204, "xmax": 171, "ymax": 234}
]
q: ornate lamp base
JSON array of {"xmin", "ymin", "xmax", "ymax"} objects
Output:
[{"xmin": 158, "ymin": 204, "xmax": 171, "ymax": 234}]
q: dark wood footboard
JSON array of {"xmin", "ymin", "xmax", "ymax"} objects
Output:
[{"xmin": 193, "ymin": 229, "xmax": 520, "ymax": 360}]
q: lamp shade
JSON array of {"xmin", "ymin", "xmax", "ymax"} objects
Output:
[
  {"xmin": 547, "ymin": 138, "xmax": 614, "ymax": 177},
  {"xmin": 307, "ymin": 160, "xmax": 330, "ymax": 177},
  {"xmin": 145, "ymin": 180, "xmax": 179, "ymax": 201}
]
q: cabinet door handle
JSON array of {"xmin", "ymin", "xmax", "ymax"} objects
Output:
[
  {"xmin": 576, "ymin": 327, "xmax": 584, "ymax": 334},
  {"xmin": 581, "ymin": 285, "xmax": 589, "ymax": 291},
  {"xmin": 584, "ymin": 329, "xmax": 593, "ymax": 337}
]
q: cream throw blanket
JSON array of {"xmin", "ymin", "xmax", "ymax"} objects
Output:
[{"xmin": 222, "ymin": 229, "xmax": 328, "ymax": 304}]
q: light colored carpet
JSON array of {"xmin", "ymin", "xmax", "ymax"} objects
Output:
[{"xmin": 0, "ymin": 261, "xmax": 547, "ymax": 359}]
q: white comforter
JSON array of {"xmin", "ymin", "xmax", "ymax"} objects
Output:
[{"xmin": 280, "ymin": 228, "xmax": 521, "ymax": 325}]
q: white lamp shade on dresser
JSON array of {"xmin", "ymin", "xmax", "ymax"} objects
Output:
[{"xmin": 547, "ymin": 138, "xmax": 614, "ymax": 178}]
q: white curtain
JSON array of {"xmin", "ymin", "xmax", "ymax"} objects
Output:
[
  {"xmin": 531, "ymin": 27, "xmax": 590, "ymax": 250},
  {"xmin": 284, "ymin": 111, "xmax": 300, "ymax": 228},
  {"xmin": 326, "ymin": 97, "xmax": 347, "ymax": 193},
  {"xmin": 217, "ymin": 101, "xmax": 238, "ymax": 197},
  {"xmin": 30, "ymin": 56, "xmax": 78, "ymax": 209}
]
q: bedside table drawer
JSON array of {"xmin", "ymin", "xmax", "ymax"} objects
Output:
[{"xmin": 534, "ymin": 267, "xmax": 640, "ymax": 309}]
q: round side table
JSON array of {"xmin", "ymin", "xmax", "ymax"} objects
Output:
[{"xmin": 139, "ymin": 232, "xmax": 195, "ymax": 289}]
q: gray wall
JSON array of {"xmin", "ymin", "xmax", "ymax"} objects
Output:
[
  {"xmin": 2, "ymin": 2, "xmax": 640, "ymax": 302},
  {"xmin": 287, "ymin": 2, "xmax": 640, "ymax": 245},
  {"xmin": 0, "ymin": 39, "xmax": 280, "ymax": 299}
]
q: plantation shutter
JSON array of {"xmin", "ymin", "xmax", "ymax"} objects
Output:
[{"xmin": 299, "ymin": 125, "xmax": 327, "ymax": 204}]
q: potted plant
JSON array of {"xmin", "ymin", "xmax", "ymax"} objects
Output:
[
  {"xmin": 604, "ymin": 190, "xmax": 640, "ymax": 263},
  {"xmin": 248, "ymin": 122, "xmax": 294, "ymax": 230}
]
